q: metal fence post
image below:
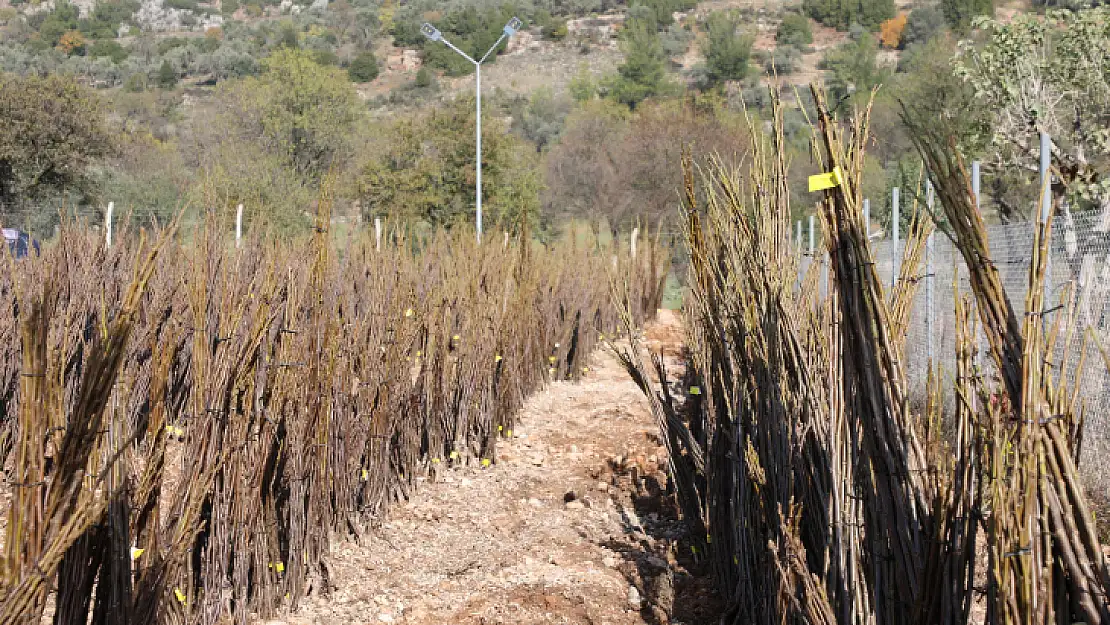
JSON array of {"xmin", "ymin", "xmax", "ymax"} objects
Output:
[
  {"xmin": 808, "ymin": 215, "xmax": 816, "ymax": 279},
  {"xmin": 1040, "ymin": 132, "xmax": 1053, "ymax": 300},
  {"xmin": 892, "ymin": 188, "xmax": 900, "ymax": 290},
  {"xmin": 926, "ymin": 181, "xmax": 935, "ymax": 365}
]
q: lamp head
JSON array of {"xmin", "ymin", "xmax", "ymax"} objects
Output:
[
  {"xmin": 503, "ymin": 16, "xmax": 522, "ymax": 36},
  {"xmin": 421, "ymin": 22, "xmax": 442, "ymax": 42}
]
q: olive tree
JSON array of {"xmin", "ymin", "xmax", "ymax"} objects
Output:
[{"xmin": 955, "ymin": 8, "xmax": 1110, "ymax": 214}]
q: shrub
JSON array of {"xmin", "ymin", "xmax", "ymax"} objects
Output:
[
  {"xmin": 805, "ymin": 0, "xmax": 893, "ymax": 29},
  {"xmin": 879, "ymin": 14, "xmax": 906, "ymax": 48},
  {"xmin": 901, "ymin": 4, "xmax": 946, "ymax": 48},
  {"xmin": 766, "ymin": 44, "xmax": 802, "ymax": 74},
  {"xmin": 704, "ymin": 10, "xmax": 753, "ymax": 84},
  {"xmin": 56, "ymin": 29, "xmax": 86, "ymax": 55},
  {"xmin": 776, "ymin": 13, "xmax": 813, "ymax": 47},
  {"xmin": 156, "ymin": 59, "xmax": 177, "ymax": 88},
  {"xmin": 347, "ymin": 50, "xmax": 378, "ymax": 81},
  {"xmin": 89, "ymin": 38, "xmax": 129, "ymax": 62}
]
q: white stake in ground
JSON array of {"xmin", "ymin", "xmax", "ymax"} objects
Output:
[
  {"xmin": 375, "ymin": 218, "xmax": 382, "ymax": 252},
  {"xmin": 105, "ymin": 201, "xmax": 114, "ymax": 249},
  {"xmin": 236, "ymin": 204, "xmax": 243, "ymax": 248}
]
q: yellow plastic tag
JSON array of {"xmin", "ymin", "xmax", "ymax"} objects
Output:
[
  {"xmin": 404, "ymin": 308, "xmax": 413, "ymax": 317},
  {"xmin": 481, "ymin": 458, "xmax": 491, "ymax": 467},
  {"xmin": 498, "ymin": 425, "xmax": 503, "ymax": 432},
  {"xmin": 174, "ymin": 588, "xmax": 187, "ymax": 604},
  {"xmin": 581, "ymin": 367, "xmax": 589, "ymax": 373},
  {"xmin": 432, "ymin": 457, "xmax": 440, "ymax": 463},
  {"xmin": 131, "ymin": 547, "xmax": 145, "ymax": 560},
  {"xmin": 269, "ymin": 562, "xmax": 284, "ymax": 573},
  {"xmin": 506, "ymin": 429, "xmax": 512, "ymax": 437},
  {"xmin": 495, "ymin": 355, "xmax": 502, "ymax": 362},
  {"xmin": 706, "ymin": 534, "xmax": 712, "ymax": 544},
  {"xmin": 450, "ymin": 451, "xmax": 459, "ymax": 459},
  {"xmin": 808, "ymin": 166, "xmax": 843, "ymax": 192},
  {"xmin": 690, "ymin": 546, "xmax": 698, "ymax": 555},
  {"xmin": 452, "ymin": 335, "xmax": 460, "ymax": 341},
  {"xmin": 689, "ymin": 386, "xmax": 702, "ymax": 396},
  {"xmin": 361, "ymin": 468, "xmax": 368, "ymax": 481},
  {"xmin": 548, "ymin": 356, "xmax": 556, "ymax": 363}
]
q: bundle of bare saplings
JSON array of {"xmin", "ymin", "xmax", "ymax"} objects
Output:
[
  {"xmin": 619, "ymin": 86, "xmax": 1110, "ymax": 625},
  {"xmin": 0, "ymin": 200, "xmax": 666, "ymax": 624}
]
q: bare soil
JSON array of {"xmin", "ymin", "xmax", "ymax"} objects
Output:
[{"xmin": 263, "ymin": 310, "xmax": 723, "ymax": 625}]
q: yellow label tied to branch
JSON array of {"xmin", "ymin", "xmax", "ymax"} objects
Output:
[
  {"xmin": 808, "ymin": 166, "xmax": 844, "ymax": 192},
  {"xmin": 131, "ymin": 547, "xmax": 145, "ymax": 560},
  {"xmin": 174, "ymin": 588, "xmax": 187, "ymax": 604}
]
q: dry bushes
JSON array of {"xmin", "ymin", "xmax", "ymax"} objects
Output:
[
  {"xmin": 619, "ymin": 86, "xmax": 1110, "ymax": 625},
  {"xmin": 0, "ymin": 210, "xmax": 663, "ymax": 624}
]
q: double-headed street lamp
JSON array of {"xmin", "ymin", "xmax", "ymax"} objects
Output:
[{"xmin": 422, "ymin": 17, "xmax": 522, "ymax": 244}]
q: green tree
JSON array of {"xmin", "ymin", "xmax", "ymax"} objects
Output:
[
  {"xmin": 777, "ymin": 13, "xmax": 814, "ymax": 47},
  {"xmin": 515, "ymin": 87, "xmax": 570, "ymax": 152},
  {"xmin": 901, "ymin": 4, "xmax": 946, "ymax": 48},
  {"xmin": 37, "ymin": 1, "xmax": 80, "ymax": 46},
  {"xmin": 0, "ymin": 73, "xmax": 110, "ymax": 216},
  {"xmin": 953, "ymin": 8, "xmax": 1110, "ymax": 217},
  {"xmin": 89, "ymin": 39, "xmax": 129, "ymax": 63},
  {"xmin": 569, "ymin": 64, "xmax": 597, "ymax": 103},
  {"xmin": 819, "ymin": 34, "xmax": 888, "ymax": 102},
  {"xmin": 941, "ymin": 0, "xmax": 992, "ymax": 34},
  {"xmin": 358, "ymin": 96, "xmax": 540, "ymax": 231},
  {"xmin": 804, "ymin": 0, "xmax": 895, "ymax": 29},
  {"xmin": 197, "ymin": 48, "xmax": 363, "ymax": 231},
  {"xmin": 704, "ymin": 10, "xmax": 753, "ymax": 84},
  {"xmin": 348, "ymin": 51, "xmax": 379, "ymax": 82},
  {"xmin": 157, "ymin": 59, "xmax": 177, "ymax": 88},
  {"xmin": 607, "ymin": 20, "xmax": 673, "ymax": 109}
]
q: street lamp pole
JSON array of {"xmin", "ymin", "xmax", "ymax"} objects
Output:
[{"xmin": 422, "ymin": 17, "xmax": 522, "ymax": 244}]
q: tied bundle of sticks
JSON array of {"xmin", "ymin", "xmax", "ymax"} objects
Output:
[
  {"xmin": 903, "ymin": 103, "xmax": 1110, "ymax": 623},
  {"xmin": 617, "ymin": 82, "xmax": 1108, "ymax": 625}
]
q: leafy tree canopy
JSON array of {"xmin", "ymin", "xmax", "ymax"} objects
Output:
[
  {"xmin": 0, "ymin": 73, "xmax": 110, "ymax": 215},
  {"xmin": 358, "ymin": 95, "xmax": 540, "ymax": 232}
]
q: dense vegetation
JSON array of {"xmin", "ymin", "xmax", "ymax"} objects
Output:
[{"xmin": 0, "ymin": 0, "xmax": 1108, "ymax": 246}]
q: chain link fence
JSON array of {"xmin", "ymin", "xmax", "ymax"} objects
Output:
[{"xmin": 801, "ymin": 209, "xmax": 1110, "ymax": 494}]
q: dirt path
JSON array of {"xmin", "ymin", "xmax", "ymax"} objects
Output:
[{"xmin": 267, "ymin": 312, "xmax": 722, "ymax": 625}]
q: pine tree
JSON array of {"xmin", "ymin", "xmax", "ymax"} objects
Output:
[
  {"xmin": 607, "ymin": 20, "xmax": 670, "ymax": 109},
  {"xmin": 156, "ymin": 60, "xmax": 177, "ymax": 89},
  {"xmin": 804, "ymin": 0, "xmax": 896, "ymax": 29},
  {"xmin": 941, "ymin": 0, "xmax": 993, "ymax": 33}
]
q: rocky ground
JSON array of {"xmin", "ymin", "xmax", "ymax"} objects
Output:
[{"xmin": 261, "ymin": 310, "xmax": 723, "ymax": 625}]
